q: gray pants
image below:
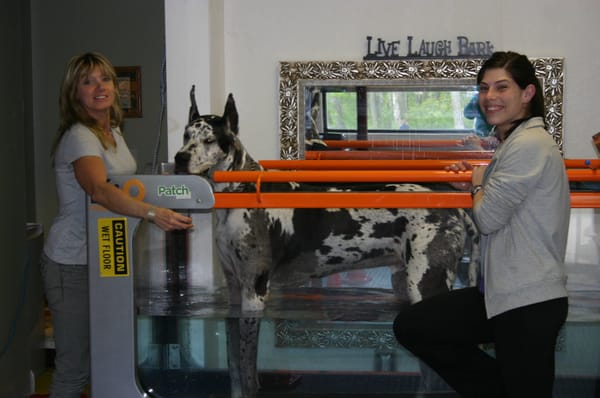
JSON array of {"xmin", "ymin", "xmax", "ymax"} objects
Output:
[{"xmin": 41, "ymin": 253, "xmax": 89, "ymax": 398}]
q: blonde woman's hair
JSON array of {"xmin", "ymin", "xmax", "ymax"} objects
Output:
[{"xmin": 51, "ymin": 52, "xmax": 123, "ymax": 156}]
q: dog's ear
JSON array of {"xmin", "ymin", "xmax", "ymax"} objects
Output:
[
  {"xmin": 223, "ymin": 93, "xmax": 239, "ymax": 135},
  {"xmin": 188, "ymin": 85, "xmax": 200, "ymax": 123}
]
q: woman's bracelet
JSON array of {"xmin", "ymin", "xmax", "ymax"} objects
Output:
[
  {"xmin": 470, "ymin": 185, "xmax": 483, "ymax": 198},
  {"xmin": 146, "ymin": 206, "xmax": 157, "ymax": 223}
]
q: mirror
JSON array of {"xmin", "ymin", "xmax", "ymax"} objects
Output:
[{"xmin": 279, "ymin": 58, "xmax": 564, "ymax": 159}]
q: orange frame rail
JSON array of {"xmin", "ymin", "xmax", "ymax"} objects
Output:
[
  {"xmin": 321, "ymin": 139, "xmax": 466, "ymax": 149},
  {"xmin": 214, "ymin": 169, "xmax": 599, "ymax": 184},
  {"xmin": 212, "ymin": 160, "xmax": 600, "ymax": 209},
  {"xmin": 214, "ymin": 192, "xmax": 474, "ymax": 209},
  {"xmin": 259, "ymin": 159, "xmax": 600, "ymax": 170},
  {"xmin": 305, "ymin": 150, "xmax": 495, "ymax": 160},
  {"xmin": 214, "ymin": 192, "xmax": 599, "ymax": 209}
]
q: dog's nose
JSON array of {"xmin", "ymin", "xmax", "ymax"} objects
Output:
[{"xmin": 174, "ymin": 152, "xmax": 190, "ymax": 174}]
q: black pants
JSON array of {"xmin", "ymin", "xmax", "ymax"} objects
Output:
[{"xmin": 393, "ymin": 287, "xmax": 568, "ymax": 398}]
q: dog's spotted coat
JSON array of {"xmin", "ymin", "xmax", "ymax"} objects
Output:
[{"xmin": 175, "ymin": 87, "xmax": 480, "ymax": 398}]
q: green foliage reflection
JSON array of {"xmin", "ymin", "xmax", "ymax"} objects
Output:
[{"xmin": 325, "ymin": 90, "xmax": 479, "ymax": 131}]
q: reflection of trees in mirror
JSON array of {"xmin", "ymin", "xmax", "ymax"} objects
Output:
[
  {"xmin": 325, "ymin": 92, "xmax": 356, "ymax": 130},
  {"xmin": 320, "ymin": 88, "xmax": 481, "ymax": 133}
]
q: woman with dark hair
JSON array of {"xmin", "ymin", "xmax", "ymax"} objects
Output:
[
  {"xmin": 42, "ymin": 52, "xmax": 193, "ymax": 397},
  {"xmin": 393, "ymin": 51, "xmax": 570, "ymax": 397}
]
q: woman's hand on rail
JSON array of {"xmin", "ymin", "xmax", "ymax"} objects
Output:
[
  {"xmin": 460, "ymin": 135, "xmax": 499, "ymax": 151},
  {"xmin": 460, "ymin": 135, "xmax": 484, "ymax": 150},
  {"xmin": 446, "ymin": 160, "xmax": 474, "ymax": 191},
  {"xmin": 445, "ymin": 161, "xmax": 487, "ymax": 190},
  {"xmin": 151, "ymin": 207, "xmax": 194, "ymax": 232},
  {"xmin": 445, "ymin": 160, "xmax": 474, "ymax": 173}
]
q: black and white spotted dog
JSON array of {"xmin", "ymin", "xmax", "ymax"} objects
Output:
[{"xmin": 175, "ymin": 87, "xmax": 480, "ymax": 398}]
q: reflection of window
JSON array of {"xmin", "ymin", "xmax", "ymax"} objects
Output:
[{"xmin": 321, "ymin": 87, "xmax": 481, "ymax": 136}]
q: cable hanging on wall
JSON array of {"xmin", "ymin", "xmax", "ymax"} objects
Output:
[{"xmin": 151, "ymin": 55, "xmax": 167, "ymax": 174}]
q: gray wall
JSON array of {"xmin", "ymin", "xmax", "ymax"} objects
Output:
[
  {"xmin": 0, "ymin": 1, "xmax": 35, "ymax": 395},
  {"xmin": 0, "ymin": 1, "xmax": 167, "ymax": 395},
  {"xmin": 31, "ymin": 0, "xmax": 168, "ymax": 234}
]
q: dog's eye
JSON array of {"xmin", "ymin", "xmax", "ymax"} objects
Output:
[{"xmin": 204, "ymin": 138, "xmax": 215, "ymax": 144}]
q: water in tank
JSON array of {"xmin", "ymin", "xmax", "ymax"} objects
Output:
[{"xmin": 132, "ymin": 205, "xmax": 600, "ymax": 398}]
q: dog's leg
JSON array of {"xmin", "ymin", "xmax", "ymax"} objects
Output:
[
  {"xmin": 461, "ymin": 211, "xmax": 481, "ymax": 288},
  {"xmin": 225, "ymin": 284, "xmax": 263, "ymax": 398},
  {"xmin": 226, "ymin": 317, "xmax": 243, "ymax": 398},
  {"xmin": 405, "ymin": 250, "xmax": 457, "ymax": 303},
  {"xmin": 239, "ymin": 317, "xmax": 260, "ymax": 397},
  {"xmin": 222, "ymin": 255, "xmax": 261, "ymax": 398},
  {"xmin": 226, "ymin": 317, "xmax": 260, "ymax": 398},
  {"xmin": 468, "ymin": 240, "xmax": 481, "ymax": 288},
  {"xmin": 405, "ymin": 211, "xmax": 477, "ymax": 302},
  {"xmin": 221, "ymin": 268, "xmax": 267, "ymax": 398},
  {"xmin": 221, "ymin": 209, "xmax": 273, "ymax": 398},
  {"xmin": 390, "ymin": 250, "xmax": 411, "ymax": 304},
  {"xmin": 226, "ymin": 279, "xmax": 264, "ymax": 398},
  {"xmin": 400, "ymin": 214, "xmax": 476, "ymax": 394},
  {"xmin": 224, "ymin": 274, "xmax": 244, "ymax": 398}
]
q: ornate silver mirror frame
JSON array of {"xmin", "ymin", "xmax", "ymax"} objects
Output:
[{"xmin": 279, "ymin": 58, "xmax": 564, "ymax": 159}]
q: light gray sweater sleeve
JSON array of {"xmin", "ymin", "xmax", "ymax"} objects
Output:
[{"xmin": 473, "ymin": 126, "xmax": 551, "ymax": 234}]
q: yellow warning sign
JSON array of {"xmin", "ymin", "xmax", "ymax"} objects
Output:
[{"xmin": 97, "ymin": 218, "xmax": 130, "ymax": 277}]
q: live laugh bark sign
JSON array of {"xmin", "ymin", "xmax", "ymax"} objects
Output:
[{"xmin": 364, "ymin": 36, "xmax": 494, "ymax": 60}]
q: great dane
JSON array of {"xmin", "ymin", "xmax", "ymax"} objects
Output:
[{"xmin": 175, "ymin": 87, "xmax": 479, "ymax": 398}]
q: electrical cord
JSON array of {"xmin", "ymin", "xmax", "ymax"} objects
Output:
[{"xmin": 151, "ymin": 55, "xmax": 167, "ymax": 175}]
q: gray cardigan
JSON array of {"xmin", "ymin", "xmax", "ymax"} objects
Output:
[{"xmin": 474, "ymin": 117, "xmax": 570, "ymax": 318}]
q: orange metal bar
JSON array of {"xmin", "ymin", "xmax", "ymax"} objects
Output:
[
  {"xmin": 214, "ymin": 169, "xmax": 599, "ymax": 184},
  {"xmin": 212, "ymin": 166, "xmax": 599, "ymax": 208},
  {"xmin": 571, "ymin": 192, "xmax": 600, "ymax": 208},
  {"xmin": 260, "ymin": 159, "xmax": 480, "ymax": 170},
  {"xmin": 305, "ymin": 150, "xmax": 494, "ymax": 160},
  {"xmin": 565, "ymin": 159, "xmax": 600, "ymax": 169},
  {"xmin": 214, "ymin": 192, "xmax": 472, "ymax": 209},
  {"xmin": 215, "ymin": 170, "xmax": 471, "ymax": 183},
  {"xmin": 260, "ymin": 159, "xmax": 600, "ymax": 170},
  {"xmin": 213, "ymin": 192, "xmax": 599, "ymax": 209},
  {"xmin": 322, "ymin": 139, "xmax": 464, "ymax": 149}
]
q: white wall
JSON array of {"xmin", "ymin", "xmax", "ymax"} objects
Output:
[
  {"xmin": 165, "ymin": 0, "xmax": 212, "ymax": 154},
  {"xmin": 166, "ymin": 0, "xmax": 600, "ymax": 161}
]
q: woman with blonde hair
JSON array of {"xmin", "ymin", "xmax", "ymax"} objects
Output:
[{"xmin": 42, "ymin": 52, "xmax": 193, "ymax": 397}]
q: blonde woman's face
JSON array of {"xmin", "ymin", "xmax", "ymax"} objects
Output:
[{"xmin": 76, "ymin": 66, "xmax": 115, "ymax": 121}]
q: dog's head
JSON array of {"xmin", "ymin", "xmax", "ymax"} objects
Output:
[{"xmin": 174, "ymin": 86, "xmax": 239, "ymax": 175}]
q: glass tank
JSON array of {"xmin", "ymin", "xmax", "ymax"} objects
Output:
[{"xmin": 133, "ymin": 200, "xmax": 600, "ymax": 397}]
